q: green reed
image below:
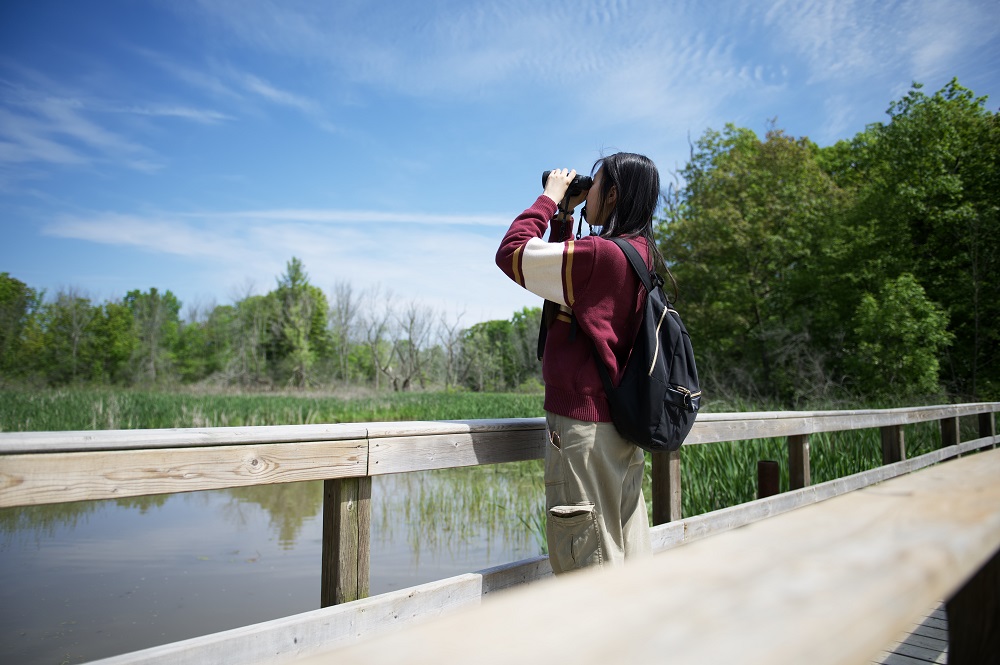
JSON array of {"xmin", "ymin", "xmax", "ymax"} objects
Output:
[{"xmin": 0, "ymin": 388, "xmax": 545, "ymax": 432}]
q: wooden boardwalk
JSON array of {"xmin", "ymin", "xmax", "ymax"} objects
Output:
[
  {"xmin": 2, "ymin": 403, "xmax": 995, "ymax": 665},
  {"xmin": 878, "ymin": 604, "xmax": 948, "ymax": 664}
]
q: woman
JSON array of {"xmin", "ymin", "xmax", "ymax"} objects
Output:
[{"xmin": 495, "ymin": 152, "xmax": 664, "ymax": 574}]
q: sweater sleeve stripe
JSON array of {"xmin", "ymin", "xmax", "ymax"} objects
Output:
[
  {"xmin": 521, "ymin": 238, "xmax": 568, "ymax": 306},
  {"xmin": 512, "ymin": 245, "xmax": 525, "ymax": 287},
  {"xmin": 564, "ymin": 240, "xmax": 575, "ymax": 307}
]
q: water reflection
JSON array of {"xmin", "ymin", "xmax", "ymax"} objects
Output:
[{"xmin": 0, "ymin": 462, "xmax": 545, "ymax": 664}]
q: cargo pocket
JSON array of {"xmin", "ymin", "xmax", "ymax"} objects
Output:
[{"xmin": 547, "ymin": 502, "xmax": 603, "ymax": 574}]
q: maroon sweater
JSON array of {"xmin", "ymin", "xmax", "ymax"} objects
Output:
[{"xmin": 496, "ymin": 195, "xmax": 647, "ymax": 422}]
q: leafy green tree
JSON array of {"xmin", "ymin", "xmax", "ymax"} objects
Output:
[
  {"xmin": 90, "ymin": 301, "xmax": 138, "ymax": 384},
  {"xmin": 41, "ymin": 288, "xmax": 98, "ymax": 384},
  {"xmin": 124, "ymin": 288, "xmax": 181, "ymax": 383},
  {"xmin": 459, "ymin": 309, "xmax": 541, "ymax": 392},
  {"xmin": 659, "ymin": 125, "xmax": 848, "ymax": 403},
  {"xmin": 508, "ymin": 307, "xmax": 542, "ymax": 390},
  {"xmin": 269, "ymin": 258, "xmax": 331, "ymax": 387},
  {"xmin": 175, "ymin": 305, "xmax": 234, "ymax": 383},
  {"xmin": 0, "ymin": 273, "xmax": 42, "ymax": 379},
  {"xmin": 846, "ymin": 80, "xmax": 1000, "ymax": 398},
  {"xmin": 847, "ymin": 274, "xmax": 952, "ymax": 398},
  {"xmin": 815, "ymin": 81, "xmax": 999, "ymax": 399},
  {"xmin": 462, "ymin": 319, "xmax": 510, "ymax": 392}
]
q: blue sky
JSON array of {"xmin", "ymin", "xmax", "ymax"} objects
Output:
[{"xmin": 2, "ymin": 0, "xmax": 998, "ymax": 325}]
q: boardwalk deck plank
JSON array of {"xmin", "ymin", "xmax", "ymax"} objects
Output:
[{"xmin": 876, "ymin": 604, "xmax": 948, "ymax": 664}]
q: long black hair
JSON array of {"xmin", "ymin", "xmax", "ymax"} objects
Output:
[{"xmin": 591, "ymin": 152, "xmax": 674, "ymax": 296}]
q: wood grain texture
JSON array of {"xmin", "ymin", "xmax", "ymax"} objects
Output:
[
  {"xmin": 295, "ymin": 448, "xmax": 1000, "ymax": 665},
  {"xmin": 0, "ymin": 423, "xmax": 369, "ymax": 454},
  {"xmin": 0, "ymin": 440, "xmax": 366, "ymax": 508},
  {"xmin": 321, "ymin": 477, "xmax": 372, "ymax": 607},
  {"xmin": 367, "ymin": 429, "xmax": 545, "ymax": 475}
]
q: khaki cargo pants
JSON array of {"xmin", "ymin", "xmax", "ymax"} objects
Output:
[{"xmin": 544, "ymin": 412, "xmax": 652, "ymax": 575}]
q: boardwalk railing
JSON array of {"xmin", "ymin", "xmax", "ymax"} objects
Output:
[
  {"xmin": 1, "ymin": 402, "xmax": 998, "ymax": 663},
  {"xmin": 295, "ymin": 445, "xmax": 1000, "ymax": 665}
]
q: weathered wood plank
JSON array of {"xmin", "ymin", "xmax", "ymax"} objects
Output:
[
  {"xmin": 364, "ymin": 418, "xmax": 545, "ymax": 440},
  {"xmin": 478, "ymin": 555, "xmax": 552, "ymax": 596},
  {"xmin": 321, "ymin": 477, "xmax": 372, "ymax": 607},
  {"xmin": 0, "ymin": 423, "xmax": 369, "ymax": 454},
  {"xmin": 86, "ymin": 574, "xmax": 487, "ymax": 665},
  {"xmin": 686, "ymin": 403, "xmax": 999, "ymax": 445},
  {"xmin": 298, "ymin": 448, "xmax": 1000, "ymax": 665},
  {"xmin": 788, "ymin": 434, "xmax": 810, "ymax": 489},
  {"xmin": 651, "ymin": 449, "xmax": 681, "ymax": 525},
  {"xmin": 0, "ymin": 440, "xmax": 366, "ymax": 508},
  {"xmin": 980, "ymin": 411, "xmax": 996, "ymax": 449},
  {"xmin": 367, "ymin": 429, "xmax": 545, "ymax": 475},
  {"xmin": 4, "ymin": 404, "xmax": 995, "ymax": 457},
  {"xmin": 940, "ymin": 416, "xmax": 961, "ymax": 449},
  {"xmin": 882, "ymin": 425, "xmax": 906, "ymax": 464}
]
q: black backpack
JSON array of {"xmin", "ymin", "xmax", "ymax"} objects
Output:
[{"xmin": 594, "ymin": 238, "xmax": 701, "ymax": 453}]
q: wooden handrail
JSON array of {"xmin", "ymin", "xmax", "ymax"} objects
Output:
[
  {"xmin": 81, "ymin": 438, "xmax": 999, "ymax": 665},
  {"xmin": 2, "ymin": 403, "xmax": 997, "ymax": 610},
  {"xmin": 293, "ymin": 447, "xmax": 1000, "ymax": 665},
  {"xmin": 10, "ymin": 404, "xmax": 997, "ymax": 665},
  {"xmin": 2, "ymin": 404, "xmax": 997, "ymax": 504},
  {"xmin": 3, "ymin": 404, "xmax": 997, "ymax": 455}
]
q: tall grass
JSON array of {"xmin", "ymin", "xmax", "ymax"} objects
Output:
[{"xmin": 0, "ymin": 388, "xmax": 544, "ymax": 431}]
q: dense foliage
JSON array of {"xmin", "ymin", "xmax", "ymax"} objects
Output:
[
  {"xmin": 2, "ymin": 81, "xmax": 996, "ymax": 403},
  {"xmin": 0, "ymin": 258, "xmax": 542, "ymax": 393},
  {"xmin": 659, "ymin": 80, "xmax": 998, "ymax": 403}
]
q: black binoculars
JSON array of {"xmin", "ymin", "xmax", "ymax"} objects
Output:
[{"xmin": 542, "ymin": 170, "xmax": 594, "ymax": 197}]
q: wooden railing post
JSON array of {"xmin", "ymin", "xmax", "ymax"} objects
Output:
[
  {"xmin": 941, "ymin": 416, "xmax": 961, "ymax": 451},
  {"xmin": 321, "ymin": 477, "xmax": 372, "ymax": 607},
  {"xmin": 881, "ymin": 425, "xmax": 906, "ymax": 464},
  {"xmin": 651, "ymin": 449, "xmax": 682, "ymax": 525},
  {"xmin": 787, "ymin": 434, "xmax": 810, "ymax": 490},
  {"xmin": 757, "ymin": 460, "xmax": 779, "ymax": 499},
  {"xmin": 979, "ymin": 411, "xmax": 996, "ymax": 449},
  {"xmin": 945, "ymin": 546, "xmax": 1000, "ymax": 665}
]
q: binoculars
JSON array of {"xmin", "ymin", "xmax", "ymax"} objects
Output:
[{"xmin": 542, "ymin": 170, "xmax": 594, "ymax": 197}]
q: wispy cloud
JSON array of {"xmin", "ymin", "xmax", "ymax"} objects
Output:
[
  {"xmin": 134, "ymin": 47, "xmax": 334, "ymax": 129},
  {"xmin": 174, "ymin": 0, "xmax": 997, "ymax": 140},
  {"xmin": 237, "ymin": 73, "xmax": 319, "ymax": 114},
  {"xmin": 114, "ymin": 104, "xmax": 234, "ymax": 124},
  {"xmin": 42, "ymin": 207, "xmax": 522, "ymax": 320},
  {"xmin": 0, "ymin": 67, "xmax": 230, "ymax": 171},
  {"xmin": 193, "ymin": 208, "xmax": 511, "ymax": 226},
  {"xmin": 0, "ymin": 84, "xmax": 159, "ymax": 170}
]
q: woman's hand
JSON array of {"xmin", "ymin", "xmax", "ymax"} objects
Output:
[{"xmin": 542, "ymin": 168, "xmax": 576, "ymax": 204}]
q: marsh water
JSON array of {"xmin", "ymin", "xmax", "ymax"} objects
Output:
[{"xmin": 0, "ymin": 463, "xmax": 546, "ymax": 664}]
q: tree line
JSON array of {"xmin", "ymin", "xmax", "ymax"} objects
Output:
[
  {"xmin": 0, "ymin": 258, "xmax": 544, "ymax": 393},
  {"xmin": 2, "ymin": 80, "xmax": 996, "ymax": 404},
  {"xmin": 658, "ymin": 79, "xmax": 998, "ymax": 404}
]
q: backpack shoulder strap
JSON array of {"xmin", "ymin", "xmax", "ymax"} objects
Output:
[{"xmin": 608, "ymin": 237, "xmax": 656, "ymax": 293}]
